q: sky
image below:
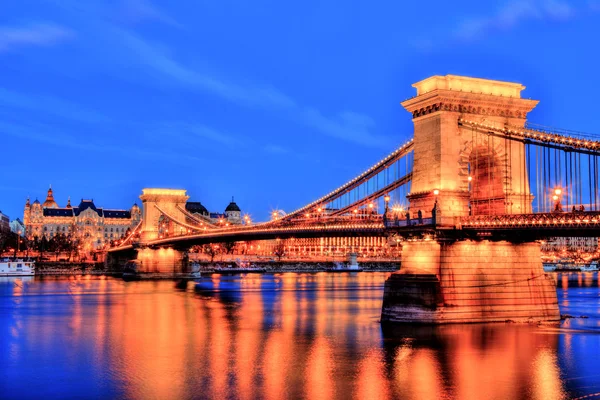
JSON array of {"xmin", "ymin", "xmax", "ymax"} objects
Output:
[{"xmin": 1, "ymin": 0, "xmax": 600, "ymax": 221}]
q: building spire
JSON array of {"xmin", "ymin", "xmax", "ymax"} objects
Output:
[{"xmin": 43, "ymin": 185, "xmax": 58, "ymax": 208}]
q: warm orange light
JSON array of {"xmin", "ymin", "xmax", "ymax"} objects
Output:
[
  {"xmin": 368, "ymin": 203, "xmax": 374, "ymax": 209},
  {"xmin": 552, "ymin": 195, "xmax": 558, "ymax": 201},
  {"xmin": 317, "ymin": 207, "xmax": 322, "ymax": 212},
  {"xmin": 353, "ymin": 209, "xmax": 358, "ymax": 213},
  {"xmin": 468, "ymin": 176, "xmax": 472, "ymax": 182},
  {"xmin": 384, "ymin": 195, "xmax": 390, "ymax": 202},
  {"xmin": 433, "ymin": 189, "xmax": 440, "ymax": 196},
  {"xmin": 554, "ymin": 188, "xmax": 562, "ymax": 195},
  {"xmin": 305, "ymin": 213, "xmax": 310, "ymax": 218}
]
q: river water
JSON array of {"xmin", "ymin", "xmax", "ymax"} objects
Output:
[{"xmin": 0, "ymin": 272, "xmax": 599, "ymax": 400}]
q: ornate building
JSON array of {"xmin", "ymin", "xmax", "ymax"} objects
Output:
[
  {"xmin": 23, "ymin": 187, "xmax": 141, "ymax": 251},
  {"xmin": 185, "ymin": 198, "xmax": 242, "ymax": 225}
]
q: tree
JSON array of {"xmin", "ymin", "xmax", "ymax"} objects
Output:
[
  {"xmin": 273, "ymin": 240, "xmax": 286, "ymax": 261},
  {"xmin": 0, "ymin": 230, "xmax": 14, "ymax": 255},
  {"xmin": 37, "ymin": 236, "xmax": 50, "ymax": 260},
  {"xmin": 49, "ymin": 233, "xmax": 69, "ymax": 261},
  {"xmin": 202, "ymin": 244, "xmax": 220, "ymax": 263},
  {"xmin": 223, "ymin": 241, "xmax": 236, "ymax": 254}
]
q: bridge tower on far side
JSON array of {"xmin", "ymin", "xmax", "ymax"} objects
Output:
[
  {"xmin": 401, "ymin": 75, "xmax": 538, "ymax": 222},
  {"xmin": 139, "ymin": 188, "xmax": 189, "ymax": 241}
]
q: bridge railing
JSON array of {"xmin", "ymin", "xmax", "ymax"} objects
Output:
[
  {"xmin": 460, "ymin": 211, "xmax": 600, "ymax": 229},
  {"xmin": 384, "ymin": 217, "xmax": 433, "ymax": 228}
]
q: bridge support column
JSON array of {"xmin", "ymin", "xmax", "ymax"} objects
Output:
[
  {"xmin": 136, "ymin": 247, "xmax": 189, "ymax": 274},
  {"xmin": 381, "ymin": 240, "xmax": 559, "ymax": 324}
]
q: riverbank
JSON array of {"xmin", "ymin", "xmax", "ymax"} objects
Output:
[{"xmin": 33, "ymin": 260, "xmax": 400, "ymax": 276}]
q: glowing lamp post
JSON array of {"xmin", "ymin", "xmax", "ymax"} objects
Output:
[
  {"xmin": 553, "ymin": 188, "xmax": 563, "ymax": 212},
  {"xmin": 383, "ymin": 195, "xmax": 391, "ymax": 224}
]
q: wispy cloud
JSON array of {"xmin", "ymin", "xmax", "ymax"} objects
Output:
[
  {"xmin": 263, "ymin": 144, "xmax": 288, "ymax": 154},
  {"xmin": 0, "ymin": 23, "xmax": 73, "ymax": 52},
  {"xmin": 121, "ymin": 31, "xmax": 296, "ymax": 110},
  {"xmin": 119, "ymin": 31, "xmax": 390, "ymax": 148},
  {"xmin": 0, "ymin": 120, "xmax": 202, "ymax": 166},
  {"xmin": 156, "ymin": 122, "xmax": 239, "ymax": 146},
  {"xmin": 454, "ymin": 0, "xmax": 575, "ymax": 41},
  {"xmin": 0, "ymin": 87, "xmax": 109, "ymax": 124},
  {"xmin": 115, "ymin": 0, "xmax": 182, "ymax": 28}
]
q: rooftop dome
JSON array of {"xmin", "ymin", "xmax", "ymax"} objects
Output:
[
  {"xmin": 42, "ymin": 185, "xmax": 58, "ymax": 209},
  {"xmin": 186, "ymin": 201, "xmax": 209, "ymax": 216},
  {"xmin": 225, "ymin": 197, "xmax": 241, "ymax": 212}
]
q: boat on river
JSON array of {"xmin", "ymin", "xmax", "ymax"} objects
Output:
[
  {"xmin": 327, "ymin": 261, "xmax": 363, "ymax": 272},
  {"xmin": 543, "ymin": 261, "xmax": 598, "ymax": 272},
  {"xmin": 0, "ymin": 258, "xmax": 35, "ymax": 276}
]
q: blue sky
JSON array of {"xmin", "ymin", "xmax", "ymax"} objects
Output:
[{"xmin": 1, "ymin": 0, "xmax": 599, "ymax": 221}]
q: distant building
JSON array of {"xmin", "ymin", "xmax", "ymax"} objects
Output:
[
  {"xmin": 23, "ymin": 186, "xmax": 141, "ymax": 251},
  {"xmin": 0, "ymin": 210, "xmax": 9, "ymax": 232},
  {"xmin": 542, "ymin": 237, "xmax": 599, "ymax": 254},
  {"xmin": 185, "ymin": 198, "xmax": 242, "ymax": 225},
  {"xmin": 10, "ymin": 218, "xmax": 26, "ymax": 236}
]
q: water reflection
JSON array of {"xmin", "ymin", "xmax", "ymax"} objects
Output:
[{"xmin": 0, "ymin": 273, "xmax": 598, "ymax": 399}]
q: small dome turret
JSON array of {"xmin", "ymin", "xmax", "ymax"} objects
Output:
[
  {"xmin": 186, "ymin": 202, "xmax": 209, "ymax": 216},
  {"xmin": 225, "ymin": 198, "xmax": 241, "ymax": 212}
]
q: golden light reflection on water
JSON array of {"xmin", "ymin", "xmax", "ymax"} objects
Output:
[{"xmin": 3, "ymin": 272, "xmax": 592, "ymax": 399}]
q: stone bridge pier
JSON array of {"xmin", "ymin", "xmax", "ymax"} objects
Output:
[
  {"xmin": 381, "ymin": 75, "xmax": 559, "ymax": 324},
  {"xmin": 135, "ymin": 189, "xmax": 192, "ymax": 274}
]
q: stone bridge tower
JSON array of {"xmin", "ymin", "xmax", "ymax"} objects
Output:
[
  {"xmin": 381, "ymin": 75, "xmax": 559, "ymax": 324},
  {"xmin": 139, "ymin": 189, "xmax": 189, "ymax": 242},
  {"xmin": 401, "ymin": 75, "xmax": 538, "ymax": 222}
]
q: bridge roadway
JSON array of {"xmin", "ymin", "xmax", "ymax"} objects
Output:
[{"xmin": 108, "ymin": 211, "xmax": 600, "ymax": 253}]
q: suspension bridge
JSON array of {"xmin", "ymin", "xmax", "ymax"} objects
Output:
[{"xmin": 108, "ymin": 75, "xmax": 600, "ymax": 324}]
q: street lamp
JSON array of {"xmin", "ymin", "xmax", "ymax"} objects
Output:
[
  {"xmin": 383, "ymin": 194, "xmax": 391, "ymax": 221},
  {"xmin": 553, "ymin": 188, "xmax": 563, "ymax": 212}
]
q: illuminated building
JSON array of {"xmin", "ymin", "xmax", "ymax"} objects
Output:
[
  {"xmin": 10, "ymin": 218, "xmax": 26, "ymax": 236},
  {"xmin": 0, "ymin": 210, "xmax": 9, "ymax": 232},
  {"xmin": 185, "ymin": 198, "xmax": 242, "ymax": 225},
  {"xmin": 542, "ymin": 237, "xmax": 599, "ymax": 254},
  {"xmin": 23, "ymin": 186, "xmax": 141, "ymax": 251}
]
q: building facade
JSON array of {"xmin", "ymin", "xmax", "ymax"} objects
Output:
[
  {"xmin": 542, "ymin": 237, "xmax": 599, "ymax": 254},
  {"xmin": 10, "ymin": 219, "xmax": 26, "ymax": 236},
  {"xmin": 0, "ymin": 210, "xmax": 9, "ymax": 232},
  {"xmin": 185, "ymin": 198, "xmax": 243, "ymax": 225},
  {"xmin": 23, "ymin": 187, "xmax": 141, "ymax": 251}
]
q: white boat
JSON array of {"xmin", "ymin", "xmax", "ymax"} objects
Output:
[
  {"xmin": 581, "ymin": 262, "xmax": 599, "ymax": 272},
  {"xmin": 0, "ymin": 258, "xmax": 35, "ymax": 276}
]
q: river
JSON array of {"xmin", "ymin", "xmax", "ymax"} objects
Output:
[{"xmin": 0, "ymin": 272, "xmax": 599, "ymax": 399}]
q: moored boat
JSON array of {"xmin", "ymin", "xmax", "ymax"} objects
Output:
[{"xmin": 0, "ymin": 258, "xmax": 35, "ymax": 276}]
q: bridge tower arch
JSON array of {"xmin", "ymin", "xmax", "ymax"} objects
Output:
[
  {"xmin": 401, "ymin": 75, "xmax": 538, "ymax": 222},
  {"xmin": 139, "ymin": 188, "xmax": 190, "ymax": 241},
  {"xmin": 382, "ymin": 75, "xmax": 559, "ymax": 325}
]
